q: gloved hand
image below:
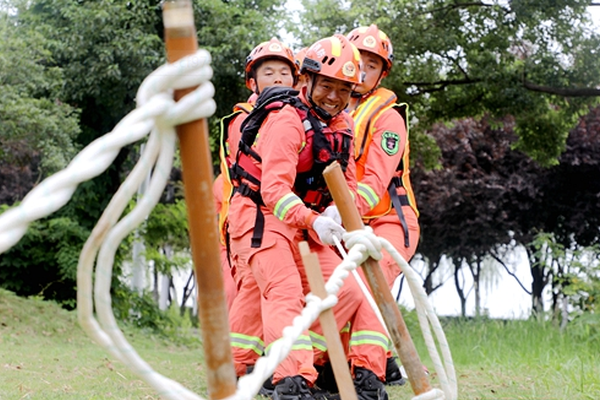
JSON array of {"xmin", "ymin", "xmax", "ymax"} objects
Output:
[
  {"xmin": 321, "ymin": 205, "xmax": 342, "ymax": 225},
  {"xmin": 312, "ymin": 215, "xmax": 346, "ymax": 246}
]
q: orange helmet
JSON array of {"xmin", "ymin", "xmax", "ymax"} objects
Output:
[
  {"xmin": 346, "ymin": 24, "xmax": 393, "ymax": 71},
  {"xmin": 294, "ymin": 47, "xmax": 308, "ymax": 70},
  {"xmin": 301, "ymin": 35, "xmax": 361, "ymax": 85},
  {"xmin": 245, "ymin": 37, "xmax": 298, "ymax": 89}
]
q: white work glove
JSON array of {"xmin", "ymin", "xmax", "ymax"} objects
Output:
[
  {"xmin": 312, "ymin": 215, "xmax": 346, "ymax": 246},
  {"xmin": 321, "ymin": 205, "xmax": 342, "ymax": 225}
]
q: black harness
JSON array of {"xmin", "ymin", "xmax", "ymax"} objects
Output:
[{"xmin": 230, "ymin": 86, "xmax": 351, "ymax": 247}]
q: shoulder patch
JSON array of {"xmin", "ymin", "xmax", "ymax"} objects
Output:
[{"xmin": 381, "ymin": 131, "xmax": 400, "ymax": 156}]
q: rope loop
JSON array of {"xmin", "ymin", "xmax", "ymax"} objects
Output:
[{"xmin": 343, "ymin": 226, "xmax": 383, "ymax": 261}]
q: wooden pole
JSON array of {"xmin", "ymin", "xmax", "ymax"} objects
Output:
[
  {"xmin": 299, "ymin": 242, "xmax": 358, "ymax": 400},
  {"xmin": 162, "ymin": 1, "xmax": 236, "ymax": 399},
  {"xmin": 322, "ymin": 162, "xmax": 432, "ymax": 396}
]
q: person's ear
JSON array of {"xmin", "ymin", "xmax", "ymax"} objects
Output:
[{"xmin": 249, "ymin": 78, "xmax": 258, "ymax": 93}]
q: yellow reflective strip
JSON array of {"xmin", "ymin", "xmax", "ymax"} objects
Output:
[
  {"xmin": 349, "ymin": 330, "xmax": 389, "ymax": 350},
  {"xmin": 274, "ymin": 193, "xmax": 303, "ymax": 221},
  {"xmin": 265, "ymin": 335, "xmax": 312, "ymax": 354},
  {"xmin": 357, "ymin": 182, "xmax": 379, "ymax": 209},
  {"xmin": 331, "ymin": 36, "xmax": 342, "ymax": 57},
  {"xmin": 230, "ymin": 333, "xmax": 265, "ymax": 355},
  {"xmin": 309, "ymin": 331, "xmax": 327, "ymax": 352},
  {"xmin": 352, "ymin": 96, "xmax": 379, "ymax": 129}
]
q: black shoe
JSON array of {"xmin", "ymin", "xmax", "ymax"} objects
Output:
[
  {"xmin": 353, "ymin": 367, "xmax": 388, "ymax": 400},
  {"xmin": 272, "ymin": 375, "xmax": 314, "ymax": 400},
  {"xmin": 315, "ymin": 362, "xmax": 339, "ymax": 394},
  {"xmin": 258, "ymin": 375, "xmax": 275, "ymax": 397},
  {"xmin": 245, "ymin": 365, "xmax": 275, "ymax": 397},
  {"xmin": 384, "ymin": 357, "xmax": 406, "ymax": 386},
  {"xmin": 311, "ymin": 387, "xmax": 340, "ymax": 400}
]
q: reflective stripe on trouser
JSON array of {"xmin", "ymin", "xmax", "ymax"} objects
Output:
[
  {"xmin": 366, "ymin": 209, "xmax": 420, "ymax": 288},
  {"xmin": 231, "ymin": 231, "xmax": 318, "ymax": 385},
  {"xmin": 294, "ymin": 232, "xmax": 388, "ymax": 381},
  {"xmin": 228, "ymin": 249, "xmax": 264, "ymax": 377}
]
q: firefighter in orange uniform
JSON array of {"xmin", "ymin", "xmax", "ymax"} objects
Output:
[
  {"xmin": 228, "ymin": 35, "xmax": 390, "ymax": 400},
  {"xmin": 346, "ymin": 25, "xmax": 420, "ymax": 387},
  {"xmin": 347, "ymin": 24, "xmax": 420, "ymax": 286},
  {"xmin": 217, "ymin": 38, "xmax": 299, "ymax": 386}
]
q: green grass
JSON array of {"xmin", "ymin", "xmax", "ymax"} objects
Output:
[{"xmin": 1, "ymin": 288, "xmax": 599, "ymax": 399}]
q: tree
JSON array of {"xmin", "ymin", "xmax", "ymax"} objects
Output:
[
  {"xmin": 295, "ymin": 0, "xmax": 600, "ymax": 166},
  {"xmin": 0, "ymin": 0, "xmax": 290, "ymax": 307},
  {"xmin": 0, "ymin": 10, "xmax": 80, "ymax": 202},
  {"xmin": 413, "ymin": 106, "xmax": 600, "ymax": 317}
]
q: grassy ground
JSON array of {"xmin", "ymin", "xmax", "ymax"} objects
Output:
[{"xmin": 1, "ymin": 288, "xmax": 599, "ymax": 399}]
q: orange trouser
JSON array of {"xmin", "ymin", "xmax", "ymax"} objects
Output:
[
  {"xmin": 230, "ymin": 229, "xmax": 388, "ymax": 384},
  {"xmin": 366, "ymin": 206, "xmax": 420, "ymax": 288},
  {"xmin": 228, "ymin": 250, "xmax": 264, "ymax": 377},
  {"xmin": 350, "ymin": 207, "xmax": 420, "ymax": 360}
]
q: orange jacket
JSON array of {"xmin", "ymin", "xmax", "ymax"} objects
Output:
[
  {"xmin": 351, "ymin": 87, "xmax": 419, "ymax": 219},
  {"xmin": 228, "ymin": 94, "xmax": 357, "ymax": 242}
]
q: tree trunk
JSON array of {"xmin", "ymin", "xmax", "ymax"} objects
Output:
[
  {"xmin": 152, "ymin": 261, "xmax": 159, "ymax": 303},
  {"xmin": 423, "ymin": 258, "xmax": 439, "ymax": 295},
  {"xmin": 453, "ymin": 258, "xmax": 467, "ymax": 317},
  {"xmin": 560, "ymin": 294, "xmax": 569, "ymax": 332},
  {"xmin": 467, "ymin": 256, "xmax": 482, "ymax": 318}
]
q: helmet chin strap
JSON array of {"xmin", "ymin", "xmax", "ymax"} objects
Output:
[{"xmin": 351, "ymin": 69, "xmax": 385, "ymax": 100}]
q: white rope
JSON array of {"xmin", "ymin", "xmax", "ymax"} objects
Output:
[
  {"xmin": 382, "ymin": 242, "xmax": 456, "ymax": 400},
  {"xmin": 338, "ymin": 228, "xmax": 456, "ymax": 400},
  {"xmin": 381, "ymin": 236, "xmax": 457, "ymax": 400},
  {"xmin": 332, "ymin": 230, "xmax": 389, "ymax": 336},
  {"xmin": 78, "ymin": 50, "xmax": 216, "ymax": 400}
]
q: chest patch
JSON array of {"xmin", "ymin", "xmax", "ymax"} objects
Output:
[{"xmin": 381, "ymin": 131, "xmax": 400, "ymax": 156}]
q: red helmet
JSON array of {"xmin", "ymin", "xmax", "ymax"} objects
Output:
[
  {"xmin": 301, "ymin": 35, "xmax": 361, "ymax": 85},
  {"xmin": 346, "ymin": 24, "xmax": 393, "ymax": 71},
  {"xmin": 245, "ymin": 38, "xmax": 298, "ymax": 89}
]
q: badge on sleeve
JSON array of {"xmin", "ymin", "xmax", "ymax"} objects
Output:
[{"xmin": 381, "ymin": 131, "xmax": 400, "ymax": 156}]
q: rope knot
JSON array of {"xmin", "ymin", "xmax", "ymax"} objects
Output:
[{"xmin": 342, "ymin": 226, "xmax": 383, "ymax": 261}]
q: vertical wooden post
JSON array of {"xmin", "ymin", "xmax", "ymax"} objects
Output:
[
  {"xmin": 299, "ymin": 242, "xmax": 358, "ymax": 400},
  {"xmin": 162, "ymin": 1, "xmax": 236, "ymax": 399},
  {"xmin": 322, "ymin": 162, "xmax": 432, "ymax": 396}
]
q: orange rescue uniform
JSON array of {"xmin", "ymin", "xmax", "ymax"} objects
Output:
[
  {"xmin": 228, "ymin": 94, "xmax": 389, "ymax": 385},
  {"xmin": 219, "ymin": 102, "xmax": 268, "ymax": 376},
  {"xmin": 351, "ymin": 87, "xmax": 420, "ymax": 287}
]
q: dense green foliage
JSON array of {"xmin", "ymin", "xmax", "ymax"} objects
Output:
[
  {"xmin": 0, "ymin": 13, "xmax": 80, "ymax": 178},
  {"xmin": 0, "ymin": 0, "xmax": 284, "ymax": 307}
]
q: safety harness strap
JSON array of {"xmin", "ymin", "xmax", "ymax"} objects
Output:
[{"xmin": 389, "ymin": 177, "xmax": 410, "ymax": 248}]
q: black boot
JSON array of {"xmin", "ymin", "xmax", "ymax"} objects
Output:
[
  {"xmin": 245, "ymin": 365, "xmax": 275, "ymax": 397},
  {"xmin": 258, "ymin": 375, "xmax": 275, "ymax": 397},
  {"xmin": 353, "ymin": 367, "xmax": 388, "ymax": 400},
  {"xmin": 384, "ymin": 357, "xmax": 406, "ymax": 386},
  {"xmin": 315, "ymin": 362, "xmax": 338, "ymax": 393},
  {"xmin": 272, "ymin": 375, "xmax": 314, "ymax": 400}
]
